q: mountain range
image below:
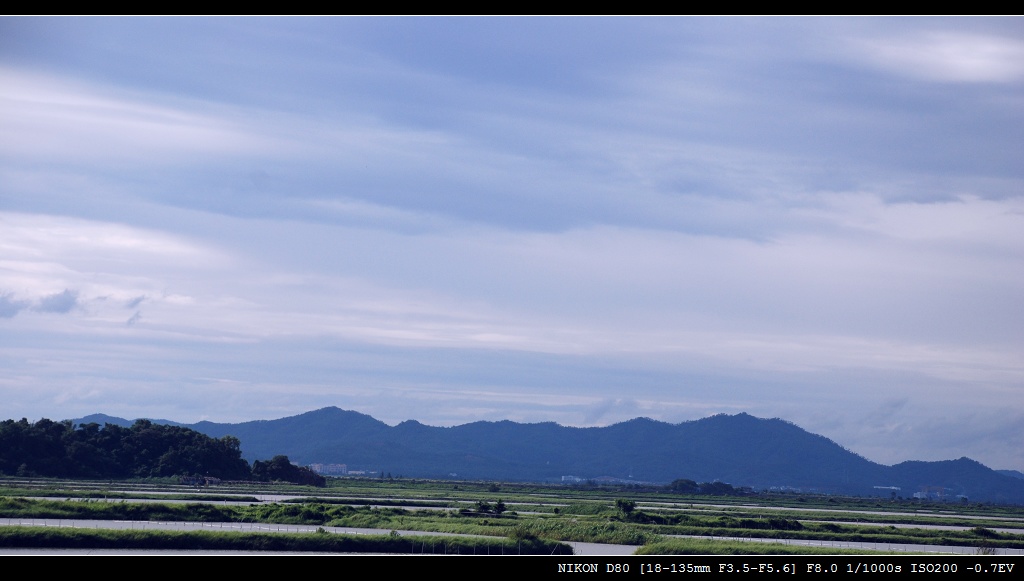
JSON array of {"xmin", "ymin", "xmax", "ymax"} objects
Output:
[{"xmin": 74, "ymin": 407, "xmax": 1024, "ymax": 503}]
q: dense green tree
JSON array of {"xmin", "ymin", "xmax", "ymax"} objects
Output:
[
  {"xmin": 0, "ymin": 417, "xmax": 250, "ymax": 480},
  {"xmin": 699, "ymin": 481, "xmax": 737, "ymax": 495},
  {"xmin": 668, "ymin": 478, "xmax": 699, "ymax": 493},
  {"xmin": 251, "ymin": 455, "xmax": 326, "ymax": 487},
  {"xmin": 615, "ymin": 499, "xmax": 636, "ymax": 517}
]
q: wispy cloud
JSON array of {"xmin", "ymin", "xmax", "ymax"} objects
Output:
[
  {"xmin": 0, "ymin": 68, "xmax": 275, "ymax": 165},
  {"xmin": 34, "ymin": 288, "xmax": 78, "ymax": 313},
  {"xmin": 851, "ymin": 30, "xmax": 1024, "ymax": 84},
  {"xmin": 125, "ymin": 295, "xmax": 146, "ymax": 309},
  {"xmin": 0, "ymin": 292, "xmax": 30, "ymax": 318}
]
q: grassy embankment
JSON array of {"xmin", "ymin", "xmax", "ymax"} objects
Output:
[
  {"xmin": 0, "ymin": 526, "xmax": 570, "ymax": 554},
  {"xmin": 635, "ymin": 539, "xmax": 892, "ymax": 555}
]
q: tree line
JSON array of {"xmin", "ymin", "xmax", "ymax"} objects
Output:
[
  {"xmin": 0, "ymin": 418, "xmax": 323, "ymax": 486},
  {"xmin": 667, "ymin": 478, "xmax": 751, "ymax": 496}
]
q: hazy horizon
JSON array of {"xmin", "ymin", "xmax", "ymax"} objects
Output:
[{"xmin": 2, "ymin": 18, "xmax": 1022, "ymax": 471}]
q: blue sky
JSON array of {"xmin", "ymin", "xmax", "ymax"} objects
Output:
[{"xmin": 2, "ymin": 17, "xmax": 1022, "ymax": 470}]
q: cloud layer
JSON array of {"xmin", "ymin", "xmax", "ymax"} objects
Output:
[{"xmin": 1, "ymin": 18, "xmax": 1022, "ymax": 470}]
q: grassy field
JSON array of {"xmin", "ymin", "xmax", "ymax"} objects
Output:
[
  {"xmin": 634, "ymin": 539, "xmax": 893, "ymax": 555},
  {"xmin": 0, "ymin": 526, "xmax": 570, "ymax": 554},
  {"xmin": 2, "ymin": 476, "xmax": 1022, "ymax": 554}
]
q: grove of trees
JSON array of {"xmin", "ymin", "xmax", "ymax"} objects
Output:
[
  {"xmin": 0, "ymin": 418, "xmax": 251, "ymax": 480},
  {"xmin": 0, "ymin": 418, "xmax": 322, "ymax": 486},
  {"xmin": 251, "ymin": 455, "xmax": 326, "ymax": 487}
]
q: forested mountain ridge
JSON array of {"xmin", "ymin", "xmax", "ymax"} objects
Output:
[{"xmin": 69, "ymin": 407, "xmax": 1024, "ymax": 503}]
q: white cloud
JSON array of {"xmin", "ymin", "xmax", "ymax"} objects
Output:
[
  {"xmin": 0, "ymin": 67, "xmax": 274, "ymax": 163},
  {"xmin": 850, "ymin": 30, "xmax": 1024, "ymax": 83}
]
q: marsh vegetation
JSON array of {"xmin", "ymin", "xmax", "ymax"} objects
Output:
[{"xmin": 3, "ymin": 476, "xmax": 1023, "ymax": 554}]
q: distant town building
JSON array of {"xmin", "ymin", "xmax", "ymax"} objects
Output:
[
  {"xmin": 308, "ymin": 463, "xmax": 348, "ymax": 475},
  {"xmin": 914, "ymin": 486, "xmax": 947, "ymax": 500}
]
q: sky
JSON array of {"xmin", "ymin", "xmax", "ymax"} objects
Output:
[{"xmin": 1, "ymin": 17, "xmax": 1022, "ymax": 470}]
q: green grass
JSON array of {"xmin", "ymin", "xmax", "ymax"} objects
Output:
[
  {"xmin": 5, "ymin": 494, "xmax": 1023, "ymax": 550},
  {"xmin": 513, "ymin": 518, "xmax": 661, "ymax": 545},
  {"xmin": 280, "ymin": 496, "xmax": 453, "ymax": 508},
  {"xmin": 0, "ymin": 526, "xmax": 572, "ymax": 554},
  {"xmin": 634, "ymin": 538, "xmax": 894, "ymax": 555},
  {"xmin": 0, "ymin": 486, "xmax": 259, "ymax": 503},
  {"xmin": 4, "ymin": 476, "xmax": 1023, "ymax": 554},
  {"xmin": 0, "ymin": 497, "xmax": 241, "ymax": 522}
]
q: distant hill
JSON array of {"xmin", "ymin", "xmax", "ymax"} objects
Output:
[
  {"xmin": 72, "ymin": 408, "xmax": 1024, "ymax": 503},
  {"xmin": 75, "ymin": 413, "xmax": 184, "ymax": 428}
]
